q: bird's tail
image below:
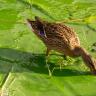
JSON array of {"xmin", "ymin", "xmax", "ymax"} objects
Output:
[{"xmin": 74, "ymin": 47, "xmax": 96, "ymax": 74}]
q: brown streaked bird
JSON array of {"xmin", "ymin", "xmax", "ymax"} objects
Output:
[{"xmin": 27, "ymin": 16, "xmax": 96, "ymax": 75}]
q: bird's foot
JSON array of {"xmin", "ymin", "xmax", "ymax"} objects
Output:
[{"xmin": 45, "ymin": 56, "xmax": 52, "ymax": 77}]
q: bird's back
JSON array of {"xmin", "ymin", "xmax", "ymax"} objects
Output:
[{"xmin": 43, "ymin": 22, "xmax": 80, "ymax": 50}]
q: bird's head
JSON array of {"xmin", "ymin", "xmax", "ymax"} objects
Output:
[{"xmin": 27, "ymin": 16, "xmax": 46, "ymax": 37}]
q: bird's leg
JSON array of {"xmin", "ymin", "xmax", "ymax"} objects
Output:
[
  {"xmin": 63, "ymin": 54, "xmax": 67, "ymax": 60},
  {"xmin": 46, "ymin": 48, "xmax": 50, "ymax": 56},
  {"xmin": 45, "ymin": 48, "xmax": 52, "ymax": 76},
  {"xmin": 59, "ymin": 55, "xmax": 68, "ymax": 70}
]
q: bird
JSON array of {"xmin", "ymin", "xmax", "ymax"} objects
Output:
[{"xmin": 27, "ymin": 16, "xmax": 96, "ymax": 75}]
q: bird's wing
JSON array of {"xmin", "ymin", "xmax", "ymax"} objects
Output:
[{"xmin": 44, "ymin": 22, "xmax": 80, "ymax": 49}]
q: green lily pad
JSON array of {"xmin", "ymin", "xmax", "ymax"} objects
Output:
[{"xmin": 0, "ymin": 0, "xmax": 96, "ymax": 96}]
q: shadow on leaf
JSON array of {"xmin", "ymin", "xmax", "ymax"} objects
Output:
[{"xmin": 0, "ymin": 48, "xmax": 91, "ymax": 77}]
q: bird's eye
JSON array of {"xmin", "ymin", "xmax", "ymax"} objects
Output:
[{"xmin": 37, "ymin": 23, "xmax": 45, "ymax": 36}]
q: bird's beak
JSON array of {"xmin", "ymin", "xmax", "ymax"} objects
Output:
[
  {"xmin": 26, "ymin": 19, "xmax": 33, "ymax": 30},
  {"xmin": 27, "ymin": 19, "xmax": 32, "ymax": 24}
]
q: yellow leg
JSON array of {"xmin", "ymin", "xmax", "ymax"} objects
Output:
[
  {"xmin": 46, "ymin": 48, "xmax": 50, "ymax": 56},
  {"xmin": 45, "ymin": 48, "xmax": 52, "ymax": 76}
]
